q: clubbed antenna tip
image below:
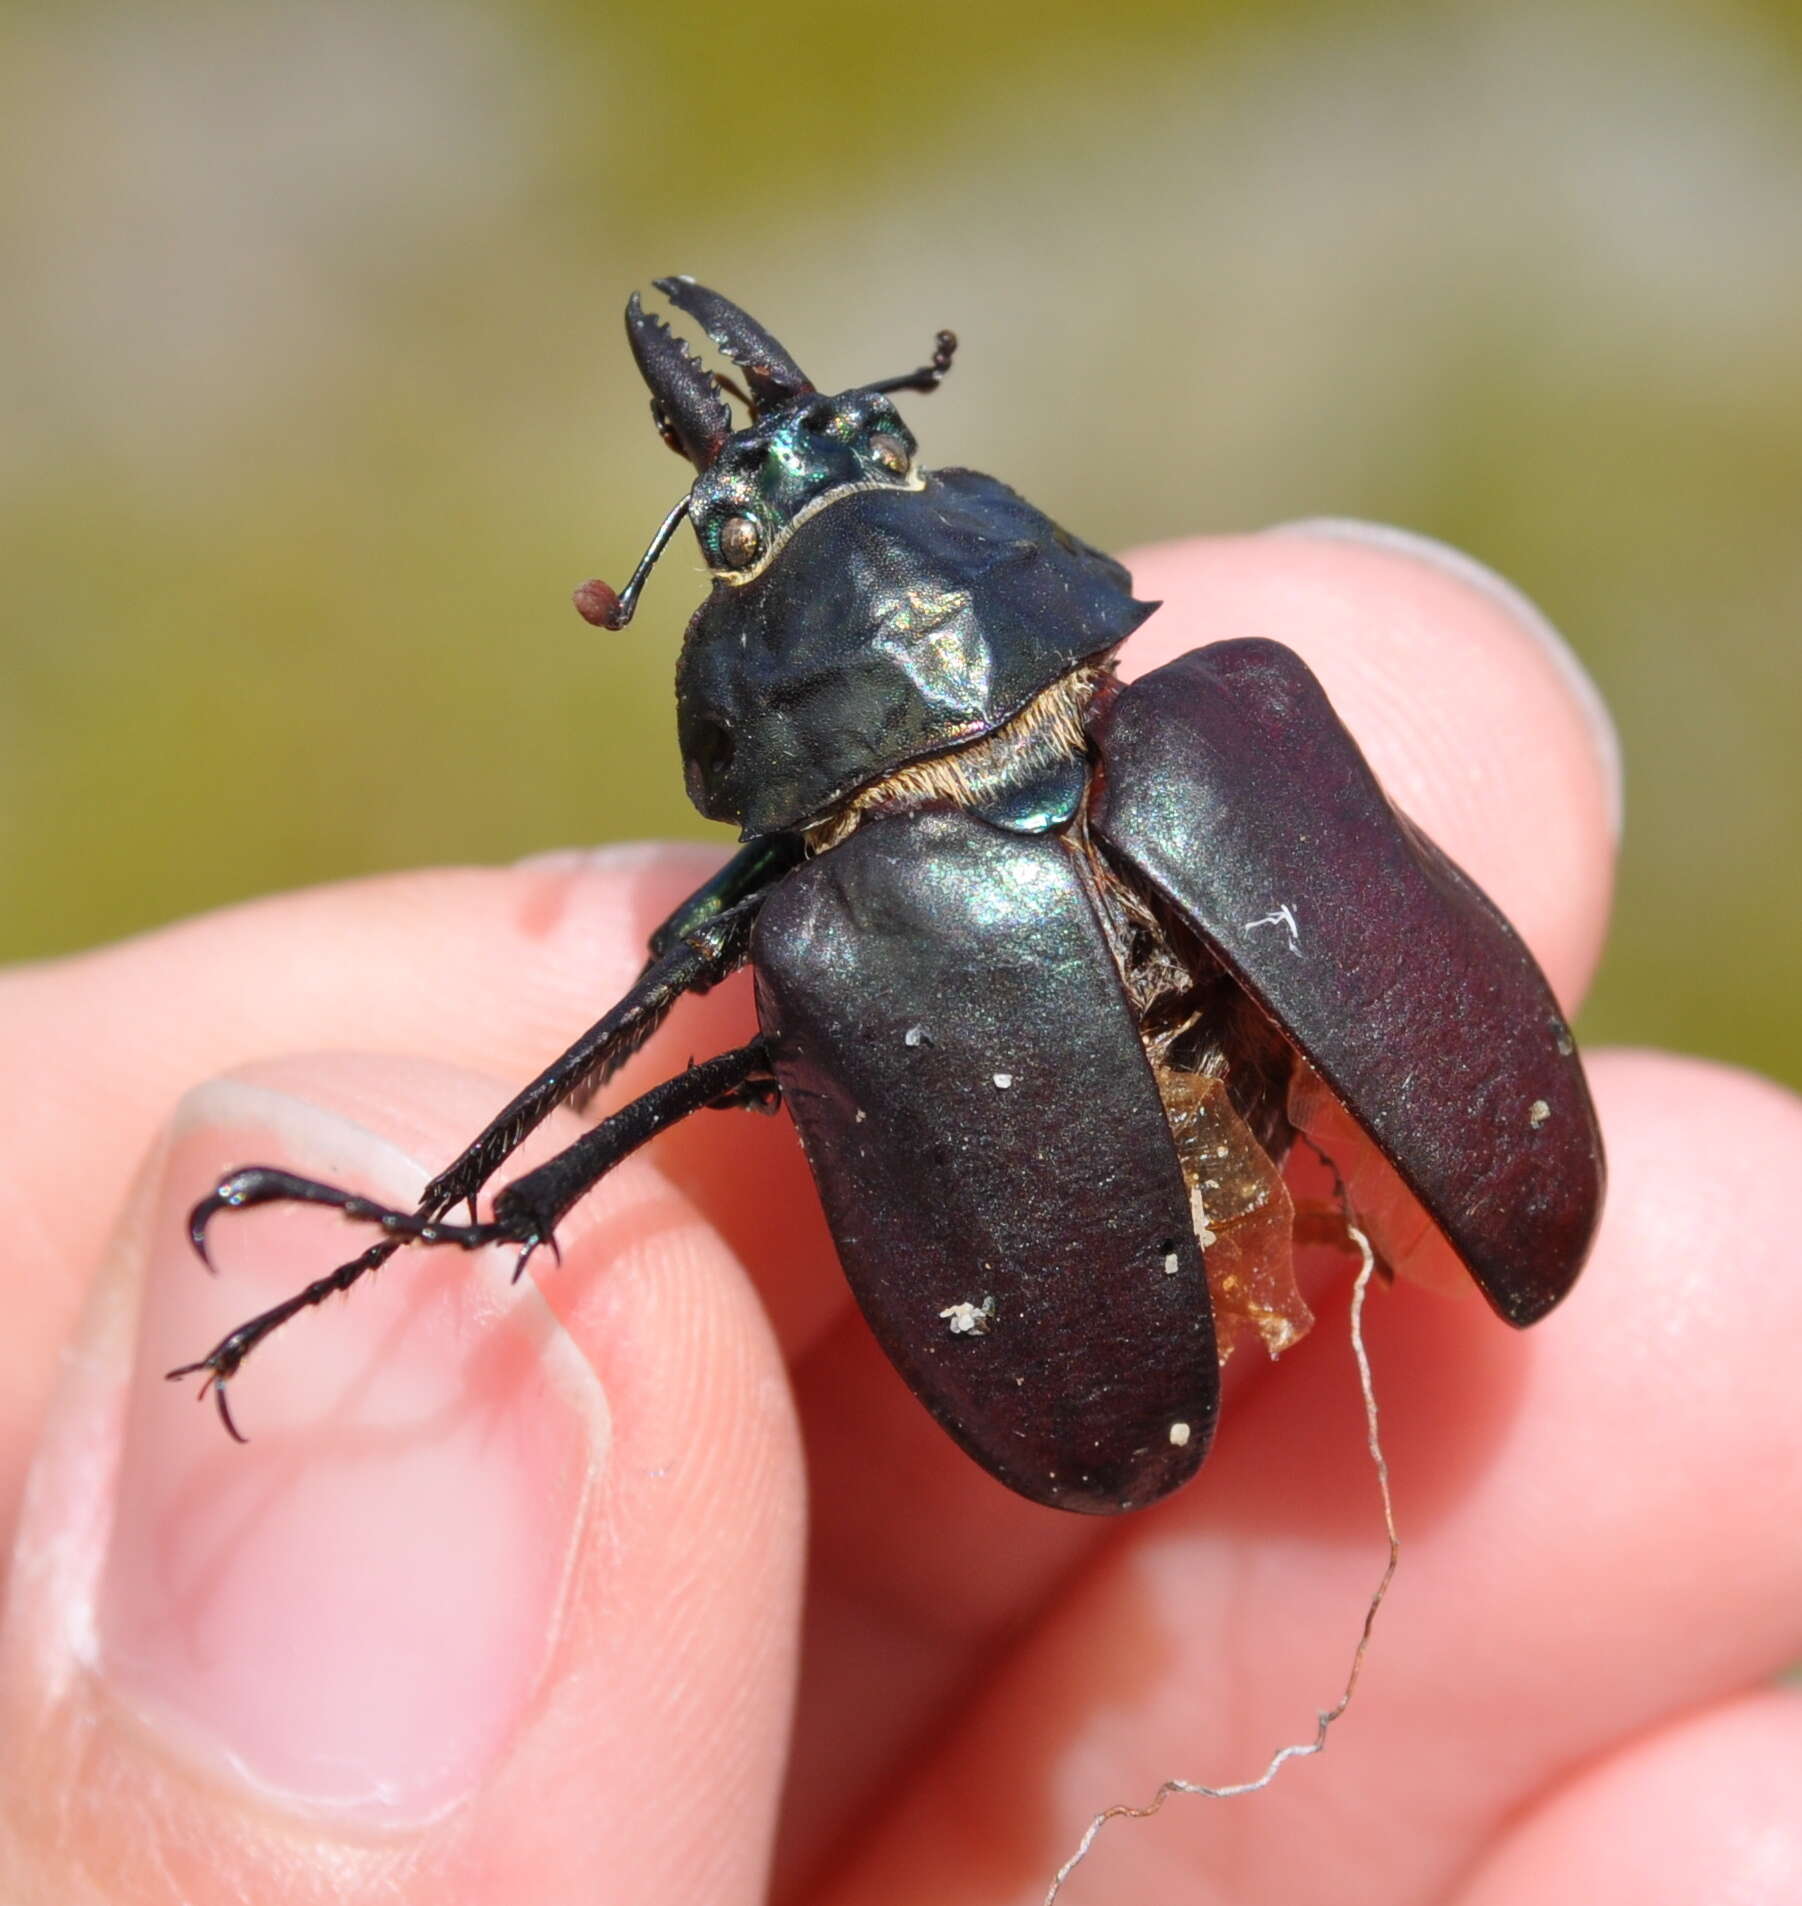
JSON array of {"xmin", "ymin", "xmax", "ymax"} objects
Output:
[
  {"xmin": 573, "ymin": 579, "xmax": 625, "ymax": 629},
  {"xmin": 573, "ymin": 496, "xmax": 691, "ymax": 632}
]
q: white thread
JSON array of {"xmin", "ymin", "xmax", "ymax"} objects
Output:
[{"xmin": 1041, "ymin": 1223, "xmax": 1396, "ymax": 1903}]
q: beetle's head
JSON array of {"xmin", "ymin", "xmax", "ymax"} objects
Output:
[
  {"xmin": 683, "ymin": 383, "xmax": 923, "ymax": 581},
  {"xmin": 573, "ymin": 278, "xmax": 952, "ymax": 628},
  {"xmin": 576, "ymin": 279, "xmax": 1148, "ymax": 841}
]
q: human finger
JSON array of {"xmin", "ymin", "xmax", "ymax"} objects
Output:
[
  {"xmin": 1448, "ymin": 1688, "xmax": 1802, "ymax": 1906},
  {"xmin": 0, "ymin": 1052, "xmax": 805, "ymax": 1906}
]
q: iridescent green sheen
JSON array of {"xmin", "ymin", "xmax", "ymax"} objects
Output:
[
  {"xmin": 686, "ymin": 388, "xmax": 919, "ymax": 572},
  {"xmin": 982, "ymin": 749, "xmax": 1088, "ymax": 835}
]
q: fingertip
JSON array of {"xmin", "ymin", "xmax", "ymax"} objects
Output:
[
  {"xmin": 2, "ymin": 1050, "xmax": 804, "ymax": 1903},
  {"xmin": 1561, "ymin": 1047, "xmax": 1802, "ymax": 1386},
  {"xmin": 1449, "ymin": 1689, "xmax": 1802, "ymax": 1906},
  {"xmin": 1586, "ymin": 1042, "xmax": 1802, "ymax": 1158},
  {"xmin": 1273, "ymin": 518, "xmax": 1623, "ymax": 847}
]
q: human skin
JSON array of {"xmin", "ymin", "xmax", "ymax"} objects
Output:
[{"xmin": 2, "ymin": 526, "xmax": 1799, "ymax": 1905}]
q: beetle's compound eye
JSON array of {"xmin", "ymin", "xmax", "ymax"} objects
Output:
[
  {"xmin": 717, "ymin": 514, "xmax": 762, "ymax": 569},
  {"xmin": 869, "ymin": 432, "xmax": 910, "ymax": 476}
]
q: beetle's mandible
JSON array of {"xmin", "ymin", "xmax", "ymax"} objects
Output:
[{"xmin": 172, "ymin": 278, "xmax": 1604, "ymax": 1513}]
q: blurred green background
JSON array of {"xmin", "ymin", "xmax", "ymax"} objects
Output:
[{"xmin": 3, "ymin": 0, "xmax": 1799, "ymax": 1088}]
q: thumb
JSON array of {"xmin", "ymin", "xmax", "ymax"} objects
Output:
[{"xmin": 0, "ymin": 1053, "xmax": 804, "ymax": 1905}]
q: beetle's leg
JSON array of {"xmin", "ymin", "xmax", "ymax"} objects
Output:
[
  {"xmin": 644, "ymin": 834, "xmax": 803, "ymax": 968},
  {"xmin": 170, "ymin": 891, "xmax": 768, "ymax": 1438},
  {"xmin": 422, "ymin": 885, "xmax": 766, "ymax": 1216},
  {"xmin": 555, "ymin": 841, "xmax": 799, "ymax": 1119},
  {"xmin": 170, "ymin": 1042, "xmax": 776, "ymax": 1438}
]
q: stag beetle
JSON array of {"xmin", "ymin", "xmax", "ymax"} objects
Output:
[{"xmin": 174, "ymin": 278, "xmax": 1605, "ymax": 1514}]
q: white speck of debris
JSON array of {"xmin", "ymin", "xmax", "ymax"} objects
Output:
[
  {"xmin": 1189, "ymin": 1183, "xmax": 1219, "ymax": 1249},
  {"xmin": 993, "ymin": 1072, "xmax": 1013, "ymax": 1089},
  {"xmin": 904, "ymin": 1024, "xmax": 924, "ymax": 1047},
  {"xmin": 1245, "ymin": 902, "xmax": 1302, "ymax": 954},
  {"xmin": 1528, "ymin": 1099, "xmax": 1551, "ymax": 1128},
  {"xmin": 940, "ymin": 1296, "xmax": 996, "ymax": 1336},
  {"xmin": 1163, "ymin": 1250, "xmax": 1180, "ymax": 1275},
  {"xmin": 1556, "ymin": 1030, "xmax": 1575, "ymax": 1057},
  {"xmin": 1169, "ymin": 1421, "xmax": 1192, "ymax": 1447},
  {"xmin": 854, "ymin": 1108, "xmax": 866, "ymax": 1123}
]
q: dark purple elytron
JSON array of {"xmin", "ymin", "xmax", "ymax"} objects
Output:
[{"xmin": 175, "ymin": 279, "xmax": 1604, "ymax": 1513}]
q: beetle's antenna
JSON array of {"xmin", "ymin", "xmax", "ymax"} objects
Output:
[
  {"xmin": 572, "ymin": 496, "xmax": 691, "ymax": 631},
  {"xmin": 1040, "ymin": 1224, "xmax": 1399, "ymax": 1904},
  {"xmin": 867, "ymin": 329, "xmax": 959, "ymax": 396}
]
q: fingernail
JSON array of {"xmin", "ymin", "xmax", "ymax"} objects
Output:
[
  {"xmin": 89, "ymin": 1081, "xmax": 604, "ymax": 1824},
  {"xmin": 1267, "ymin": 517, "xmax": 1624, "ymax": 842}
]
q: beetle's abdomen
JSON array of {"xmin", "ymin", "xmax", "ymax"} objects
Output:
[
  {"xmin": 752, "ymin": 809, "xmax": 1217, "ymax": 1513},
  {"xmin": 678, "ymin": 469, "xmax": 1153, "ymax": 838}
]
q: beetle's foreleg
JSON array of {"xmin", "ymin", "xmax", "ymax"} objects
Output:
[
  {"xmin": 426, "ymin": 888, "xmax": 766, "ymax": 1215},
  {"xmin": 556, "ymin": 851, "xmax": 797, "ymax": 1117},
  {"xmin": 168, "ymin": 890, "xmax": 769, "ymax": 1425},
  {"xmin": 169, "ymin": 1041, "xmax": 777, "ymax": 1439},
  {"xmin": 643, "ymin": 835, "xmax": 803, "ymax": 967}
]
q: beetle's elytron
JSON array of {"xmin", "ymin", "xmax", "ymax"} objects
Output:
[{"xmin": 174, "ymin": 279, "xmax": 1604, "ymax": 1513}]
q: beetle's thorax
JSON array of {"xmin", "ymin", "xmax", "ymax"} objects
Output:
[{"xmin": 676, "ymin": 467, "xmax": 1157, "ymax": 837}]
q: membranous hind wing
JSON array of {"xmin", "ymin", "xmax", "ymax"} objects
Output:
[
  {"xmin": 753, "ymin": 809, "xmax": 1216, "ymax": 1513},
  {"xmin": 1091, "ymin": 640, "xmax": 1603, "ymax": 1325}
]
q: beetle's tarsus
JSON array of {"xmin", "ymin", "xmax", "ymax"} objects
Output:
[
  {"xmin": 195, "ymin": 1168, "xmax": 514, "ymax": 1252},
  {"xmin": 510, "ymin": 1234, "xmax": 553, "ymax": 1284},
  {"xmin": 185, "ymin": 1170, "xmax": 284, "ymax": 1270},
  {"xmin": 188, "ymin": 1203, "xmax": 219, "ymax": 1272},
  {"xmin": 165, "ymin": 1345, "xmax": 250, "ymax": 1443},
  {"xmin": 572, "ymin": 578, "xmax": 623, "ymax": 629},
  {"xmin": 166, "ymin": 1230, "xmax": 431, "ymax": 1441},
  {"xmin": 164, "ymin": 1197, "xmax": 528, "ymax": 1443},
  {"xmin": 169, "ymin": 1043, "xmax": 773, "ymax": 1435},
  {"xmin": 210, "ymin": 1377, "xmax": 248, "ymax": 1445}
]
